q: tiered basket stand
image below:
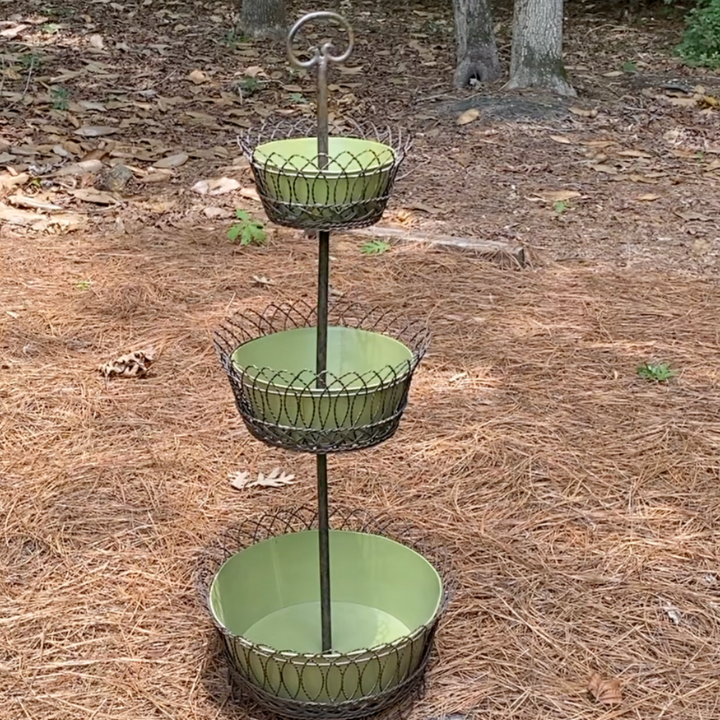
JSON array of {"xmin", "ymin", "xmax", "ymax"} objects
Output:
[{"xmin": 198, "ymin": 12, "xmax": 451, "ymax": 720}]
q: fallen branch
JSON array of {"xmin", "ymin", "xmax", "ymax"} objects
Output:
[{"xmin": 350, "ymin": 225, "xmax": 526, "ymax": 267}]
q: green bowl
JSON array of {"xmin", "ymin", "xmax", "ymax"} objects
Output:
[
  {"xmin": 251, "ymin": 137, "xmax": 396, "ymax": 227},
  {"xmin": 231, "ymin": 326, "xmax": 415, "ymax": 449},
  {"xmin": 209, "ymin": 530, "xmax": 443, "ymax": 703}
]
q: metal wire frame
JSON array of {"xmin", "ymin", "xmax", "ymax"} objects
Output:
[
  {"xmin": 214, "ymin": 299, "xmax": 430, "ymax": 455},
  {"xmin": 195, "ymin": 506, "xmax": 456, "ymax": 720},
  {"xmin": 239, "ymin": 119, "xmax": 411, "ymax": 231}
]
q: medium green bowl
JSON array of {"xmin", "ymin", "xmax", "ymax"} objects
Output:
[
  {"xmin": 231, "ymin": 326, "xmax": 414, "ymax": 445},
  {"xmin": 251, "ymin": 137, "xmax": 396, "ymax": 227},
  {"xmin": 209, "ymin": 530, "xmax": 443, "ymax": 703}
]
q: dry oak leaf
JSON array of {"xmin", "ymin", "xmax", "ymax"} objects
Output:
[
  {"xmin": 229, "ymin": 467, "xmax": 295, "ymax": 490},
  {"xmin": 98, "ymin": 349, "xmax": 155, "ymax": 379},
  {"xmin": 457, "ymin": 108, "xmax": 480, "ymax": 125},
  {"xmin": 530, "ymin": 190, "xmax": 582, "ymax": 203},
  {"xmin": 587, "ymin": 672, "xmax": 622, "ymax": 706}
]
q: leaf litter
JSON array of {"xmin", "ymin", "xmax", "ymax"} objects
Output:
[{"xmin": 229, "ymin": 468, "xmax": 296, "ymax": 490}]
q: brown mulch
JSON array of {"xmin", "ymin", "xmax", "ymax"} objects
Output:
[{"xmin": 2, "ymin": 224, "xmax": 720, "ymax": 719}]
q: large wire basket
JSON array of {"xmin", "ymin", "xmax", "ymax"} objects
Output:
[
  {"xmin": 214, "ymin": 300, "xmax": 429, "ymax": 454},
  {"xmin": 240, "ymin": 121, "xmax": 410, "ymax": 231},
  {"xmin": 196, "ymin": 506, "xmax": 454, "ymax": 720}
]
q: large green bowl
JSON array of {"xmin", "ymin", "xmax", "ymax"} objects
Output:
[
  {"xmin": 250, "ymin": 137, "xmax": 397, "ymax": 228},
  {"xmin": 209, "ymin": 530, "xmax": 443, "ymax": 703},
  {"xmin": 230, "ymin": 326, "xmax": 415, "ymax": 451}
]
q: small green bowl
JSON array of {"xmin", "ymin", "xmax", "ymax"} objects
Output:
[
  {"xmin": 209, "ymin": 530, "xmax": 443, "ymax": 703},
  {"xmin": 250, "ymin": 137, "xmax": 396, "ymax": 227},
  {"xmin": 231, "ymin": 326, "xmax": 414, "ymax": 450}
]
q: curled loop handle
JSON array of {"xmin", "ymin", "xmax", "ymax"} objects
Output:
[{"xmin": 287, "ymin": 11, "xmax": 354, "ymax": 69}]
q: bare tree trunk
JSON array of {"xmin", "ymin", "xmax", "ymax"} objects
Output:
[
  {"xmin": 240, "ymin": 0, "xmax": 286, "ymax": 40},
  {"xmin": 452, "ymin": 0, "xmax": 502, "ymax": 89},
  {"xmin": 506, "ymin": 0, "xmax": 575, "ymax": 96}
]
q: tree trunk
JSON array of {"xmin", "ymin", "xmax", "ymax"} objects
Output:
[
  {"xmin": 506, "ymin": 0, "xmax": 575, "ymax": 96},
  {"xmin": 240, "ymin": 0, "xmax": 287, "ymax": 40},
  {"xmin": 452, "ymin": 0, "xmax": 502, "ymax": 89}
]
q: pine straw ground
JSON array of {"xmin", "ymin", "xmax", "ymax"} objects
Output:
[{"xmin": 2, "ymin": 227, "xmax": 720, "ymax": 720}]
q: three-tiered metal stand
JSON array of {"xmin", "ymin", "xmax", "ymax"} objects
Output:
[{"xmin": 198, "ymin": 12, "xmax": 451, "ymax": 720}]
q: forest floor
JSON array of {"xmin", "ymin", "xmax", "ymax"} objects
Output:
[{"xmin": 2, "ymin": 1, "xmax": 720, "ymax": 720}]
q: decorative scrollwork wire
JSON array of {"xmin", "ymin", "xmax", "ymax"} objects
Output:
[
  {"xmin": 214, "ymin": 299, "xmax": 430, "ymax": 454},
  {"xmin": 196, "ymin": 506, "xmax": 455, "ymax": 720},
  {"xmin": 240, "ymin": 119, "xmax": 411, "ymax": 231}
]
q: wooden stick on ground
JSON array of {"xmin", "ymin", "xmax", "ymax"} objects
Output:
[{"xmin": 350, "ymin": 225, "xmax": 526, "ymax": 267}]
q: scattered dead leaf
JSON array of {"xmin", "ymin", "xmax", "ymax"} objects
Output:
[
  {"xmin": 0, "ymin": 204, "xmax": 45, "ymax": 226},
  {"xmin": 152, "ymin": 152, "xmax": 189, "ymax": 169},
  {"xmin": 698, "ymin": 94, "xmax": 719, "ymax": 109},
  {"xmin": 252, "ymin": 275, "xmax": 273, "ymax": 286},
  {"xmin": 549, "ymin": 135, "xmax": 573, "ymax": 144},
  {"xmin": 617, "ymin": 149, "xmax": 653, "ymax": 158},
  {"xmin": 580, "ymin": 140, "xmax": 615, "ymax": 148},
  {"xmin": 635, "ymin": 193, "xmax": 660, "ymax": 201},
  {"xmin": 457, "ymin": 108, "xmax": 480, "ymax": 126},
  {"xmin": 590, "ymin": 164, "xmax": 618, "ymax": 174},
  {"xmin": 569, "ymin": 106, "xmax": 598, "ymax": 118},
  {"xmin": 587, "ymin": 672, "xmax": 622, "ymax": 706},
  {"xmin": 191, "ymin": 177, "xmax": 240, "ymax": 196},
  {"xmin": 239, "ymin": 186, "xmax": 260, "ymax": 202},
  {"xmin": 98, "ymin": 349, "xmax": 155, "ymax": 379},
  {"xmin": 54, "ymin": 159, "xmax": 104, "ymax": 177},
  {"xmin": 89, "ymin": 34, "xmax": 105, "ymax": 49},
  {"xmin": 74, "ymin": 126, "xmax": 118, "ymax": 138},
  {"xmin": 675, "ymin": 209, "xmax": 711, "ymax": 222},
  {"xmin": 69, "ymin": 188, "xmax": 120, "ymax": 205},
  {"xmin": 229, "ymin": 467, "xmax": 295, "ymax": 490},
  {"xmin": 530, "ymin": 190, "xmax": 582, "ymax": 203},
  {"xmin": 203, "ymin": 206, "xmax": 231, "ymax": 219},
  {"xmin": 0, "ymin": 172, "xmax": 30, "ymax": 189},
  {"xmin": 188, "ymin": 69, "xmax": 209, "ymax": 84},
  {"xmin": 7, "ymin": 196, "xmax": 63, "ymax": 212}
]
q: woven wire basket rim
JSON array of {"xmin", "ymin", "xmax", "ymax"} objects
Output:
[
  {"xmin": 196, "ymin": 505, "xmax": 455, "ymax": 662},
  {"xmin": 251, "ymin": 148, "xmax": 397, "ymax": 177},
  {"xmin": 239, "ymin": 118, "xmax": 412, "ymax": 159},
  {"xmin": 214, "ymin": 299, "xmax": 430, "ymax": 395}
]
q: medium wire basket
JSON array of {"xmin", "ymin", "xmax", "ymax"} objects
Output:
[
  {"xmin": 240, "ymin": 120, "xmax": 411, "ymax": 231},
  {"xmin": 196, "ymin": 506, "xmax": 455, "ymax": 720},
  {"xmin": 214, "ymin": 300, "xmax": 429, "ymax": 454}
]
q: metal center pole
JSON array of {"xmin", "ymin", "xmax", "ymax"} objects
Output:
[
  {"xmin": 287, "ymin": 10, "xmax": 355, "ymax": 656},
  {"xmin": 316, "ymin": 45, "xmax": 332, "ymax": 657},
  {"xmin": 316, "ymin": 230, "xmax": 332, "ymax": 653}
]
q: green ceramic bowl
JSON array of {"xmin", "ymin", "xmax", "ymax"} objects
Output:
[
  {"xmin": 209, "ymin": 530, "xmax": 443, "ymax": 702},
  {"xmin": 251, "ymin": 137, "xmax": 396, "ymax": 226},
  {"xmin": 231, "ymin": 326, "xmax": 414, "ymax": 434}
]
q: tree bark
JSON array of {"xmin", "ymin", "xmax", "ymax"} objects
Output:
[
  {"xmin": 452, "ymin": 0, "xmax": 502, "ymax": 89},
  {"xmin": 506, "ymin": 0, "xmax": 575, "ymax": 96},
  {"xmin": 240, "ymin": 0, "xmax": 287, "ymax": 40}
]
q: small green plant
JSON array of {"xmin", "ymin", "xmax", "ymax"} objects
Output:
[
  {"xmin": 75, "ymin": 279, "xmax": 92, "ymax": 290},
  {"xmin": 20, "ymin": 52, "xmax": 42, "ymax": 70},
  {"xmin": 50, "ymin": 86, "xmax": 70, "ymax": 111},
  {"xmin": 224, "ymin": 27, "xmax": 249, "ymax": 49},
  {"xmin": 677, "ymin": 0, "xmax": 720, "ymax": 68},
  {"xmin": 41, "ymin": 22, "xmax": 62, "ymax": 34},
  {"xmin": 238, "ymin": 77, "xmax": 262, "ymax": 97},
  {"xmin": 288, "ymin": 92, "xmax": 308, "ymax": 104},
  {"xmin": 637, "ymin": 361, "xmax": 676, "ymax": 382},
  {"xmin": 228, "ymin": 209, "xmax": 267, "ymax": 246},
  {"xmin": 621, "ymin": 61, "xmax": 637, "ymax": 74},
  {"xmin": 360, "ymin": 239, "xmax": 391, "ymax": 255},
  {"xmin": 553, "ymin": 199, "xmax": 569, "ymax": 214}
]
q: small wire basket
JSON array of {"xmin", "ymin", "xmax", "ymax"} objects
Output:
[
  {"xmin": 196, "ymin": 506, "xmax": 454, "ymax": 720},
  {"xmin": 240, "ymin": 121, "xmax": 410, "ymax": 231},
  {"xmin": 214, "ymin": 299, "xmax": 429, "ymax": 454}
]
